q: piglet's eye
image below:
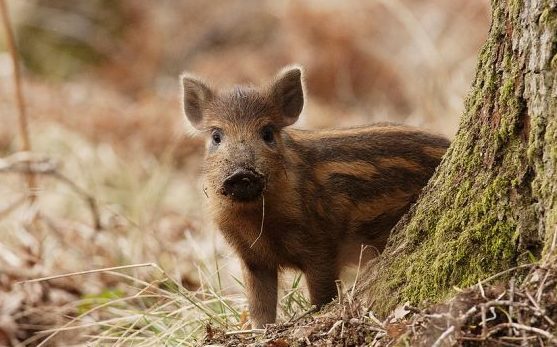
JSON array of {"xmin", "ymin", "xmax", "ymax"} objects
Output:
[
  {"xmin": 211, "ymin": 129, "xmax": 222, "ymax": 145},
  {"xmin": 261, "ymin": 126, "xmax": 275, "ymax": 144}
]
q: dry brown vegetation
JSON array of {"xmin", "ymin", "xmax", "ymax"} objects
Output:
[
  {"xmin": 204, "ymin": 252, "xmax": 557, "ymax": 346},
  {"xmin": 0, "ymin": 0, "xmax": 494, "ymax": 345}
]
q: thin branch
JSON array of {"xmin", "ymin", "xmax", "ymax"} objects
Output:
[
  {"xmin": 224, "ymin": 329, "xmax": 265, "ymax": 336},
  {"xmin": 50, "ymin": 171, "xmax": 102, "ymax": 230},
  {"xmin": 289, "ymin": 305, "xmax": 318, "ymax": 323},
  {"xmin": 335, "ymin": 279, "xmax": 344, "ymax": 304},
  {"xmin": 0, "ymin": 153, "xmax": 102, "ymax": 230},
  {"xmin": 487, "ymin": 323, "xmax": 557, "ymax": 344},
  {"xmin": 432, "ymin": 325, "xmax": 455, "ymax": 347},
  {"xmin": 508, "ymin": 278, "xmax": 515, "ymax": 336},
  {"xmin": 327, "ymin": 320, "xmax": 343, "ymax": 335},
  {"xmin": 481, "ymin": 305, "xmax": 487, "ymax": 339},
  {"xmin": 476, "ymin": 264, "xmax": 535, "ymax": 287},
  {"xmin": 0, "ymin": 0, "xmax": 37, "ymax": 199}
]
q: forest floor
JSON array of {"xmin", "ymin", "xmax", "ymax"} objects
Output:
[{"xmin": 204, "ymin": 252, "xmax": 557, "ymax": 346}]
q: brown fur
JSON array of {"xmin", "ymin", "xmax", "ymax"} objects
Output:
[{"xmin": 181, "ymin": 66, "xmax": 450, "ymax": 327}]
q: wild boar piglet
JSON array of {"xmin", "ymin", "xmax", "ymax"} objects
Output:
[{"xmin": 181, "ymin": 66, "xmax": 449, "ymax": 327}]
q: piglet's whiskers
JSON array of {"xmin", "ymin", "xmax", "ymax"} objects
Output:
[{"xmin": 250, "ymin": 194, "xmax": 265, "ymax": 249}]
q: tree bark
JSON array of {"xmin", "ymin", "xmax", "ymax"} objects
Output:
[{"xmin": 359, "ymin": 0, "xmax": 557, "ymax": 316}]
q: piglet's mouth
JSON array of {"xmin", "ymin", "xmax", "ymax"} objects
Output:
[{"xmin": 219, "ymin": 168, "xmax": 265, "ymax": 202}]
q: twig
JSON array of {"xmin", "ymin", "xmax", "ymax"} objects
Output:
[
  {"xmin": 524, "ymin": 291, "xmax": 541, "ymax": 312},
  {"xmin": 289, "ymin": 305, "xmax": 318, "ymax": 323},
  {"xmin": 481, "ymin": 305, "xmax": 487, "ymax": 339},
  {"xmin": 0, "ymin": 152, "xmax": 57, "ymax": 173},
  {"xmin": 0, "ymin": 153, "xmax": 102, "ymax": 230},
  {"xmin": 476, "ymin": 264, "xmax": 535, "ymax": 287},
  {"xmin": 0, "ymin": 0, "xmax": 37, "ymax": 199},
  {"xmin": 432, "ymin": 325, "xmax": 455, "ymax": 347},
  {"xmin": 486, "ymin": 323, "xmax": 557, "ymax": 344},
  {"xmin": 340, "ymin": 320, "xmax": 345, "ymax": 339},
  {"xmin": 536, "ymin": 269, "xmax": 550, "ymax": 302},
  {"xmin": 459, "ymin": 300, "xmax": 536, "ymax": 325},
  {"xmin": 50, "ymin": 171, "xmax": 102, "ymax": 230},
  {"xmin": 224, "ymin": 329, "xmax": 265, "ymax": 336},
  {"xmin": 422, "ymin": 312, "xmax": 452, "ymax": 320},
  {"xmin": 326, "ymin": 320, "xmax": 343, "ymax": 335},
  {"xmin": 336, "ymin": 279, "xmax": 344, "ymax": 304},
  {"xmin": 477, "ymin": 279, "xmax": 487, "ymax": 299},
  {"xmin": 460, "ymin": 306, "xmax": 478, "ymax": 323},
  {"xmin": 499, "ymin": 335, "xmax": 537, "ymax": 341},
  {"xmin": 525, "ymin": 290, "xmax": 555, "ymax": 326},
  {"xmin": 508, "ymin": 278, "xmax": 515, "ymax": 336},
  {"xmin": 366, "ymin": 311, "xmax": 385, "ymax": 329}
]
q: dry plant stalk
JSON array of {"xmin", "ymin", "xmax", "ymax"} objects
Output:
[
  {"xmin": 0, "ymin": 153, "xmax": 102, "ymax": 229},
  {"xmin": 0, "ymin": 0, "xmax": 37, "ymax": 200}
]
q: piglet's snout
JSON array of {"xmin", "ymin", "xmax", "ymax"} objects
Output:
[{"xmin": 221, "ymin": 169, "xmax": 264, "ymax": 202}]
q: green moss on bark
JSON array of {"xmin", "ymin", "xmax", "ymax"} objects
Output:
[{"xmin": 360, "ymin": 0, "xmax": 556, "ymax": 316}]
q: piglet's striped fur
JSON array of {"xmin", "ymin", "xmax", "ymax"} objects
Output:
[{"xmin": 181, "ymin": 66, "xmax": 449, "ymax": 327}]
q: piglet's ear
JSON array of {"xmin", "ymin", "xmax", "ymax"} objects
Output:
[
  {"xmin": 269, "ymin": 66, "xmax": 304, "ymax": 126},
  {"xmin": 181, "ymin": 73, "xmax": 214, "ymax": 129}
]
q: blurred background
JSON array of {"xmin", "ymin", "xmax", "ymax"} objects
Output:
[{"xmin": 0, "ymin": 0, "xmax": 490, "ymax": 344}]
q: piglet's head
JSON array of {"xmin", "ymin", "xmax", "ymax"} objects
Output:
[{"xmin": 181, "ymin": 66, "xmax": 304, "ymax": 203}]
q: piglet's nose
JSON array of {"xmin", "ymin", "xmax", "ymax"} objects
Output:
[{"xmin": 222, "ymin": 169, "xmax": 264, "ymax": 202}]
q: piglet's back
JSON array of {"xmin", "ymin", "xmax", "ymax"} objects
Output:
[{"xmin": 281, "ymin": 123, "xmax": 449, "ymax": 251}]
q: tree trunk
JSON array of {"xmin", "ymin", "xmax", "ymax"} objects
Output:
[{"xmin": 359, "ymin": 0, "xmax": 557, "ymax": 316}]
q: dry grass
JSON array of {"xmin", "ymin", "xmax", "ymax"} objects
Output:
[
  {"xmin": 0, "ymin": 0, "xmax": 492, "ymax": 345},
  {"xmin": 203, "ymin": 251, "xmax": 557, "ymax": 346}
]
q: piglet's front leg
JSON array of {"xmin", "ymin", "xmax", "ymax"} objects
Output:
[{"xmin": 242, "ymin": 262, "xmax": 277, "ymax": 328}]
